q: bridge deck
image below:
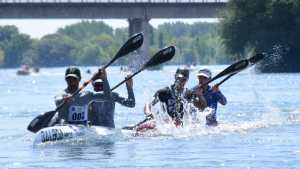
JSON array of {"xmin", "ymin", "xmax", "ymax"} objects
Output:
[
  {"xmin": 0, "ymin": 0, "xmax": 227, "ymax": 3},
  {"xmin": 0, "ymin": 0, "xmax": 227, "ymax": 19}
]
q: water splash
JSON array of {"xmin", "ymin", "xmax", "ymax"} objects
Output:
[
  {"xmin": 126, "ymin": 52, "xmax": 149, "ymax": 73},
  {"xmin": 133, "ymin": 98, "xmax": 296, "ymax": 138},
  {"xmin": 262, "ymin": 44, "xmax": 289, "ymax": 67}
]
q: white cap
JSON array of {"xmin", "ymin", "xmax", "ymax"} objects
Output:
[
  {"xmin": 93, "ymin": 79, "xmax": 103, "ymax": 84},
  {"xmin": 65, "ymin": 74, "xmax": 80, "ymax": 79},
  {"xmin": 197, "ymin": 69, "xmax": 212, "ymax": 79},
  {"xmin": 176, "ymin": 73, "xmax": 185, "ymax": 78}
]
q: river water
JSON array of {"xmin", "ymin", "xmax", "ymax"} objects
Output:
[{"xmin": 1, "ymin": 66, "xmax": 299, "ymax": 169}]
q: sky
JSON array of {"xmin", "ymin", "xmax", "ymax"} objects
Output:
[{"xmin": 0, "ymin": 18, "xmax": 218, "ymax": 39}]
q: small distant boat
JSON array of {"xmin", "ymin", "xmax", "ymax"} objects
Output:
[
  {"xmin": 16, "ymin": 65, "xmax": 40, "ymax": 76},
  {"xmin": 16, "ymin": 70, "xmax": 30, "ymax": 75}
]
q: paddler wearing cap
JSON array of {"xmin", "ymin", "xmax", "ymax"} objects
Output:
[
  {"xmin": 191, "ymin": 69, "xmax": 227, "ymax": 126},
  {"xmin": 122, "ymin": 68, "xmax": 191, "ymax": 131},
  {"xmin": 150, "ymin": 68, "xmax": 190, "ymax": 126},
  {"xmin": 51, "ymin": 66, "xmax": 112, "ymax": 126},
  {"xmin": 88, "ymin": 75, "xmax": 135, "ymax": 128}
]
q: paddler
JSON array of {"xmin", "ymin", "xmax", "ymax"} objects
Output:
[
  {"xmin": 190, "ymin": 69, "xmax": 227, "ymax": 126},
  {"xmin": 88, "ymin": 75, "xmax": 135, "ymax": 128},
  {"xmin": 52, "ymin": 66, "xmax": 112, "ymax": 126},
  {"xmin": 132, "ymin": 68, "xmax": 191, "ymax": 130}
]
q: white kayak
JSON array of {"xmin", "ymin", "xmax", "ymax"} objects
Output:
[{"xmin": 34, "ymin": 125, "xmax": 118, "ymax": 144}]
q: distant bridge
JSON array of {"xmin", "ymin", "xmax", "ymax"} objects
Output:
[{"xmin": 0, "ymin": 0, "xmax": 228, "ymax": 58}]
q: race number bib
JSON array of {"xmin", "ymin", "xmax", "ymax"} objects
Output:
[{"xmin": 68, "ymin": 105, "xmax": 88, "ymax": 123}]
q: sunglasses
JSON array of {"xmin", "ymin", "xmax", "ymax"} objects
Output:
[
  {"xmin": 177, "ymin": 78, "xmax": 188, "ymax": 82},
  {"xmin": 93, "ymin": 82, "xmax": 103, "ymax": 86}
]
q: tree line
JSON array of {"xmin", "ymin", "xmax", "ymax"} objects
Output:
[
  {"xmin": 1, "ymin": 0, "xmax": 299, "ymax": 73},
  {"xmin": 220, "ymin": 0, "xmax": 300, "ymax": 72},
  {"xmin": 0, "ymin": 21, "xmax": 227, "ymax": 68}
]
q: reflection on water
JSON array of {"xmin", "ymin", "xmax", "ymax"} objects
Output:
[{"xmin": 57, "ymin": 142, "xmax": 116, "ymax": 160}]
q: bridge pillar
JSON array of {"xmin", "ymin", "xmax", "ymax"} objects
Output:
[{"xmin": 128, "ymin": 18, "xmax": 151, "ymax": 59}]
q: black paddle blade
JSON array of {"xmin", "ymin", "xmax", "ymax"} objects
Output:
[
  {"xmin": 114, "ymin": 33, "xmax": 143, "ymax": 60},
  {"xmin": 27, "ymin": 110, "xmax": 56, "ymax": 133},
  {"xmin": 211, "ymin": 59, "xmax": 249, "ymax": 82},
  {"xmin": 248, "ymin": 53, "xmax": 264, "ymax": 65},
  {"xmin": 103, "ymin": 33, "xmax": 143, "ymax": 68},
  {"xmin": 214, "ymin": 54, "xmax": 264, "ymax": 87},
  {"xmin": 145, "ymin": 46, "xmax": 175, "ymax": 68}
]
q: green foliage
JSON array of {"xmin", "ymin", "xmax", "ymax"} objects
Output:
[
  {"xmin": 220, "ymin": 0, "xmax": 300, "ymax": 72},
  {"xmin": 21, "ymin": 40, "xmax": 39, "ymax": 66},
  {"xmin": 76, "ymin": 44, "xmax": 101, "ymax": 65},
  {"xmin": 58, "ymin": 21, "xmax": 113, "ymax": 42},
  {"xmin": 0, "ymin": 26, "xmax": 32, "ymax": 67},
  {"xmin": 0, "ymin": 20, "xmax": 228, "ymax": 68},
  {"xmin": 36, "ymin": 34, "xmax": 77, "ymax": 67},
  {"xmin": 153, "ymin": 22, "xmax": 227, "ymax": 65}
]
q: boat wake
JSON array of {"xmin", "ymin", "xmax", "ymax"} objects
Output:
[
  {"xmin": 128, "ymin": 104, "xmax": 300, "ymax": 138},
  {"xmin": 30, "ymin": 105, "xmax": 300, "ymax": 146}
]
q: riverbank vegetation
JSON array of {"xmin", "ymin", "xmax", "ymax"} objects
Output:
[
  {"xmin": 220, "ymin": 0, "xmax": 300, "ymax": 72},
  {"xmin": 0, "ymin": 21, "xmax": 227, "ymax": 68}
]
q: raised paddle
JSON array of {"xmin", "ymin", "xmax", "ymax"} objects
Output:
[
  {"xmin": 111, "ymin": 46, "xmax": 176, "ymax": 91},
  {"xmin": 123, "ymin": 54, "xmax": 264, "ymax": 130},
  {"xmin": 27, "ymin": 33, "xmax": 144, "ymax": 133},
  {"xmin": 203, "ymin": 59, "xmax": 249, "ymax": 86},
  {"xmin": 248, "ymin": 53, "xmax": 264, "ymax": 66},
  {"xmin": 216, "ymin": 53, "xmax": 264, "ymax": 87}
]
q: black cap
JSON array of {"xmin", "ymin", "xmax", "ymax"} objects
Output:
[
  {"xmin": 175, "ymin": 68, "xmax": 189, "ymax": 80},
  {"xmin": 65, "ymin": 66, "xmax": 81, "ymax": 80}
]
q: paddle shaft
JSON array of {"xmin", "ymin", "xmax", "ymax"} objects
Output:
[
  {"xmin": 122, "ymin": 115, "xmax": 153, "ymax": 130},
  {"xmin": 111, "ymin": 46, "xmax": 176, "ymax": 91},
  {"xmin": 111, "ymin": 68, "xmax": 143, "ymax": 91},
  {"xmin": 197, "ymin": 59, "xmax": 249, "ymax": 90},
  {"xmin": 216, "ymin": 73, "xmax": 237, "ymax": 87},
  {"xmin": 215, "ymin": 53, "xmax": 264, "ymax": 87},
  {"xmin": 200, "ymin": 70, "xmax": 240, "ymax": 89}
]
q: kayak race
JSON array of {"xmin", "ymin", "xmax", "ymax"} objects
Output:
[{"xmin": 1, "ymin": 0, "xmax": 300, "ymax": 168}]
